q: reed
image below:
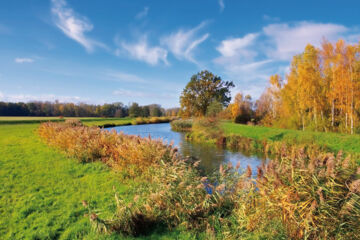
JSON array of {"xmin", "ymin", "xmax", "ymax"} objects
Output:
[
  {"xmin": 39, "ymin": 120, "xmax": 360, "ymax": 239},
  {"xmin": 170, "ymin": 119, "xmax": 193, "ymax": 132},
  {"xmin": 38, "ymin": 120, "xmax": 178, "ymax": 176}
]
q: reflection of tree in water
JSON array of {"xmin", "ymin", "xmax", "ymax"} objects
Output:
[{"xmin": 179, "ymin": 135, "xmax": 226, "ymax": 175}]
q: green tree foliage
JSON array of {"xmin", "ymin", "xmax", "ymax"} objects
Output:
[
  {"xmin": 0, "ymin": 101, "xmax": 167, "ymax": 118},
  {"xmin": 180, "ymin": 70, "xmax": 234, "ymax": 117},
  {"xmin": 206, "ymin": 100, "xmax": 223, "ymax": 117}
]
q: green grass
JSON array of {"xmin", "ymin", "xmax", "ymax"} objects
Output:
[
  {"xmin": 0, "ymin": 123, "xmax": 194, "ymax": 239},
  {"xmin": 83, "ymin": 117, "xmax": 134, "ymax": 127},
  {"xmin": 222, "ymin": 121, "xmax": 360, "ymax": 154},
  {"xmin": 0, "ymin": 117, "xmax": 104, "ymax": 125}
]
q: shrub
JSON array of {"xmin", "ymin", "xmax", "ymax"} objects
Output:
[{"xmin": 170, "ymin": 119, "xmax": 193, "ymax": 132}]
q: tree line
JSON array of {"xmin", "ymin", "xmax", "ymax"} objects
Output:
[{"xmin": 0, "ymin": 101, "xmax": 179, "ymax": 118}]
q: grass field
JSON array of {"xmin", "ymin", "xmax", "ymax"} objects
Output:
[
  {"xmin": 0, "ymin": 117, "xmax": 100, "ymax": 125},
  {"xmin": 0, "ymin": 117, "xmax": 170, "ymax": 128},
  {"xmin": 0, "ymin": 123, "xmax": 198, "ymax": 239},
  {"xmin": 222, "ymin": 121, "xmax": 360, "ymax": 154}
]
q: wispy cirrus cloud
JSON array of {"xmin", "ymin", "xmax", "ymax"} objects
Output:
[
  {"xmin": 14, "ymin": 58, "xmax": 34, "ymax": 63},
  {"xmin": 107, "ymin": 71, "xmax": 147, "ymax": 83},
  {"xmin": 218, "ymin": 0, "xmax": 225, "ymax": 12},
  {"xmin": 0, "ymin": 92, "xmax": 86, "ymax": 103},
  {"xmin": 116, "ymin": 36, "xmax": 168, "ymax": 66},
  {"xmin": 113, "ymin": 88, "xmax": 175, "ymax": 99},
  {"xmin": 51, "ymin": 0, "xmax": 106, "ymax": 52},
  {"xmin": 161, "ymin": 21, "xmax": 209, "ymax": 64},
  {"xmin": 135, "ymin": 6, "xmax": 149, "ymax": 20}
]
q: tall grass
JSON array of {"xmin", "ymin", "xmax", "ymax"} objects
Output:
[
  {"xmin": 38, "ymin": 120, "xmax": 360, "ymax": 239},
  {"xmin": 170, "ymin": 119, "xmax": 193, "ymax": 132},
  {"xmin": 38, "ymin": 120, "xmax": 178, "ymax": 176}
]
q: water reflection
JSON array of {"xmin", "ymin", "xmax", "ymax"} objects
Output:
[{"xmin": 109, "ymin": 123, "xmax": 266, "ymax": 175}]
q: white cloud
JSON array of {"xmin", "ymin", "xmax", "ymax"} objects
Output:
[
  {"xmin": 14, "ymin": 58, "xmax": 34, "ymax": 63},
  {"xmin": 135, "ymin": 7, "xmax": 149, "ymax": 20},
  {"xmin": 0, "ymin": 93, "xmax": 85, "ymax": 103},
  {"xmin": 51, "ymin": 0, "xmax": 106, "ymax": 52},
  {"xmin": 113, "ymin": 89, "xmax": 174, "ymax": 99},
  {"xmin": 161, "ymin": 22, "xmax": 209, "ymax": 63},
  {"xmin": 216, "ymin": 33, "xmax": 258, "ymax": 59},
  {"xmin": 219, "ymin": 0, "xmax": 225, "ymax": 12},
  {"xmin": 117, "ymin": 36, "xmax": 168, "ymax": 65},
  {"xmin": 263, "ymin": 22, "xmax": 348, "ymax": 60},
  {"xmin": 214, "ymin": 21, "xmax": 356, "ymax": 98},
  {"xmin": 107, "ymin": 71, "xmax": 147, "ymax": 83}
]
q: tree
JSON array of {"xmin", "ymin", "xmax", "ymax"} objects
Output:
[
  {"xmin": 206, "ymin": 100, "xmax": 223, "ymax": 117},
  {"xmin": 129, "ymin": 103, "xmax": 142, "ymax": 117},
  {"xmin": 180, "ymin": 70, "xmax": 234, "ymax": 117}
]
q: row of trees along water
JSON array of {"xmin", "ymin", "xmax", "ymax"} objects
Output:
[
  {"xmin": 0, "ymin": 101, "xmax": 179, "ymax": 117},
  {"xmin": 179, "ymin": 39, "xmax": 360, "ymax": 134}
]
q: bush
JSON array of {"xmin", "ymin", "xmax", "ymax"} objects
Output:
[{"xmin": 170, "ymin": 119, "xmax": 193, "ymax": 132}]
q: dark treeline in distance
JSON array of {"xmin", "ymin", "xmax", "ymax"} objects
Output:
[{"xmin": 0, "ymin": 101, "xmax": 179, "ymax": 118}]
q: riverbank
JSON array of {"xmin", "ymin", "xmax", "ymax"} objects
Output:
[
  {"xmin": 0, "ymin": 123, "xmax": 130, "ymax": 239},
  {"xmin": 222, "ymin": 121, "xmax": 360, "ymax": 155},
  {"xmin": 0, "ymin": 122, "xmax": 199, "ymax": 239}
]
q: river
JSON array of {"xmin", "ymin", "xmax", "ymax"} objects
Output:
[{"xmin": 108, "ymin": 123, "xmax": 266, "ymax": 175}]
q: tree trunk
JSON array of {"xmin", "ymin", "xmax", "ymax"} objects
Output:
[{"xmin": 331, "ymin": 100, "xmax": 335, "ymax": 127}]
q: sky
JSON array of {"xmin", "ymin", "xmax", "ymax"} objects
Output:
[{"xmin": 1, "ymin": 0, "xmax": 360, "ymax": 108}]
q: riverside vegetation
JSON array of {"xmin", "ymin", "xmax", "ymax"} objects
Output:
[{"xmin": 36, "ymin": 119, "xmax": 360, "ymax": 239}]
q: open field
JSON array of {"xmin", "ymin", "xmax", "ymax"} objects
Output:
[
  {"xmin": 0, "ymin": 117, "xmax": 100, "ymax": 125},
  {"xmin": 222, "ymin": 121, "xmax": 360, "ymax": 154},
  {"xmin": 0, "ymin": 117, "xmax": 171, "ymax": 127},
  {"xmin": 0, "ymin": 123, "xmax": 196, "ymax": 239}
]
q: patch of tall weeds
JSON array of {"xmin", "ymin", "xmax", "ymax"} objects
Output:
[
  {"xmin": 170, "ymin": 119, "xmax": 193, "ymax": 132},
  {"xmin": 233, "ymin": 150, "xmax": 360, "ymax": 239},
  {"xmin": 38, "ymin": 120, "xmax": 177, "ymax": 176}
]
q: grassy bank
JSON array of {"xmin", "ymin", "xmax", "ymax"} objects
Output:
[
  {"xmin": 38, "ymin": 121, "xmax": 360, "ymax": 239},
  {"xmin": 222, "ymin": 121, "xmax": 360, "ymax": 154},
  {"xmin": 0, "ymin": 123, "xmax": 193, "ymax": 239}
]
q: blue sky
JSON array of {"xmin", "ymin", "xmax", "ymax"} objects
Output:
[{"xmin": 1, "ymin": 0, "xmax": 360, "ymax": 108}]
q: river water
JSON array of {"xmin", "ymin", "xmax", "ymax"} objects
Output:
[{"xmin": 108, "ymin": 123, "xmax": 265, "ymax": 175}]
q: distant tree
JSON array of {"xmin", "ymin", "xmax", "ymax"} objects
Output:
[
  {"xmin": 149, "ymin": 104, "xmax": 163, "ymax": 117},
  {"xmin": 180, "ymin": 70, "xmax": 234, "ymax": 117},
  {"xmin": 141, "ymin": 105, "xmax": 150, "ymax": 117},
  {"xmin": 129, "ymin": 103, "xmax": 142, "ymax": 117}
]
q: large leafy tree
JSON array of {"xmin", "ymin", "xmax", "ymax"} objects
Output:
[{"xmin": 180, "ymin": 70, "xmax": 234, "ymax": 117}]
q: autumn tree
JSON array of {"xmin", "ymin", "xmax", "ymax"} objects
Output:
[{"xmin": 179, "ymin": 70, "xmax": 234, "ymax": 117}]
